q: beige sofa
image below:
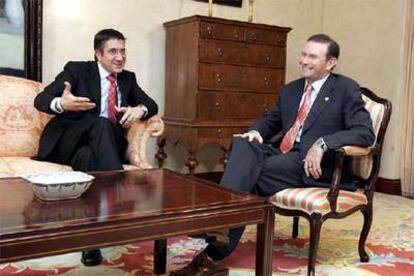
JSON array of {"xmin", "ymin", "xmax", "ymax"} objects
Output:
[{"xmin": 0, "ymin": 74, "xmax": 164, "ymax": 177}]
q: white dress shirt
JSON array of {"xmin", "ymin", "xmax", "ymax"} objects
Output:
[
  {"xmin": 97, "ymin": 63, "xmax": 121, "ymax": 118},
  {"xmin": 295, "ymin": 74, "xmax": 330, "ymax": 142},
  {"xmin": 50, "ymin": 62, "xmax": 148, "ymax": 117}
]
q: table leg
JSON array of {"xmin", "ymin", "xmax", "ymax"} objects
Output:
[
  {"xmin": 255, "ymin": 206, "xmax": 275, "ymax": 276},
  {"xmin": 154, "ymin": 239, "xmax": 167, "ymax": 275}
]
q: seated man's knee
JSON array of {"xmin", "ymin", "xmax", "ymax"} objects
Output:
[
  {"xmin": 230, "ymin": 136, "xmax": 259, "ymax": 151},
  {"xmin": 89, "ymin": 117, "xmax": 116, "ymax": 137},
  {"xmin": 93, "ymin": 117, "xmax": 113, "ymax": 129}
]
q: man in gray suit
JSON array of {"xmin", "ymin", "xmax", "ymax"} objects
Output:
[{"xmin": 171, "ymin": 34, "xmax": 375, "ymax": 275}]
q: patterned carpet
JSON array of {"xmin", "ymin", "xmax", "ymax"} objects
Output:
[{"xmin": 1, "ymin": 192, "xmax": 413, "ymax": 275}]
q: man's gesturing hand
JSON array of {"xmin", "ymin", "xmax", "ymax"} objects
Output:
[
  {"xmin": 233, "ymin": 130, "xmax": 263, "ymax": 144},
  {"xmin": 60, "ymin": 82, "xmax": 96, "ymax": 111},
  {"xmin": 116, "ymin": 106, "xmax": 145, "ymax": 128}
]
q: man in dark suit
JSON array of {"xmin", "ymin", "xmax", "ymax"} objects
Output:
[
  {"xmin": 34, "ymin": 29, "xmax": 158, "ymax": 266},
  {"xmin": 171, "ymin": 34, "xmax": 375, "ymax": 275}
]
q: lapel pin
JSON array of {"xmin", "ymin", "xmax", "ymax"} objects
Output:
[{"xmin": 325, "ymin": 97, "xmax": 329, "ymax": 102}]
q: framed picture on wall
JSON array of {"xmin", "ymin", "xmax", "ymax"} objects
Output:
[
  {"xmin": 0, "ymin": 0, "xmax": 42, "ymax": 81},
  {"xmin": 193, "ymin": 0, "xmax": 243, "ymax": 8}
]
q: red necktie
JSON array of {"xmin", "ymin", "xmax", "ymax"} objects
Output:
[
  {"xmin": 107, "ymin": 74, "xmax": 118, "ymax": 124},
  {"xmin": 279, "ymin": 83, "xmax": 313, "ymax": 153}
]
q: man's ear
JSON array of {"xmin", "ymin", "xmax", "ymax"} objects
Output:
[
  {"xmin": 327, "ymin": 58, "xmax": 338, "ymax": 71},
  {"xmin": 95, "ymin": 50, "xmax": 102, "ymax": 61}
]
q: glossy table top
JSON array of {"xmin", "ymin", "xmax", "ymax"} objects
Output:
[{"xmin": 0, "ymin": 169, "xmax": 263, "ymax": 237}]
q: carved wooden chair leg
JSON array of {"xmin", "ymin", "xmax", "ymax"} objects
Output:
[
  {"xmin": 307, "ymin": 214, "xmax": 323, "ymax": 276},
  {"xmin": 359, "ymin": 204, "xmax": 373, "ymax": 262},
  {"xmin": 154, "ymin": 239, "xmax": 167, "ymax": 275},
  {"xmin": 292, "ymin": 216, "xmax": 299, "ymax": 239}
]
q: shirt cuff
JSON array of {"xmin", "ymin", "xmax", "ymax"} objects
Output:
[
  {"xmin": 316, "ymin": 138, "xmax": 328, "ymax": 152},
  {"xmin": 138, "ymin": 104, "xmax": 148, "ymax": 117},
  {"xmin": 50, "ymin": 97, "xmax": 64, "ymax": 114}
]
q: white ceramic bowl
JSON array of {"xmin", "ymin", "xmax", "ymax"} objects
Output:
[{"xmin": 21, "ymin": 171, "xmax": 95, "ymax": 201}]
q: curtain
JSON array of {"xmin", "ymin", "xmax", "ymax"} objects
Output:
[{"xmin": 401, "ymin": 0, "xmax": 414, "ymax": 198}]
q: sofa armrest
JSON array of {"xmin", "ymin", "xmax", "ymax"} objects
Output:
[{"xmin": 125, "ymin": 116, "xmax": 164, "ymax": 169}]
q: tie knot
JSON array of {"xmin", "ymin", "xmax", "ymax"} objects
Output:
[
  {"xmin": 107, "ymin": 74, "xmax": 116, "ymax": 83},
  {"xmin": 305, "ymin": 82, "xmax": 313, "ymax": 94}
]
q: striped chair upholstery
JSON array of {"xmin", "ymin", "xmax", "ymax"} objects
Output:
[
  {"xmin": 349, "ymin": 95, "xmax": 385, "ymax": 179},
  {"xmin": 270, "ymin": 187, "xmax": 368, "ymax": 215}
]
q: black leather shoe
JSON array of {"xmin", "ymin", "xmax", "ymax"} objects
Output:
[
  {"xmin": 81, "ymin": 249, "xmax": 103, "ymax": 266},
  {"xmin": 169, "ymin": 250, "xmax": 229, "ymax": 276}
]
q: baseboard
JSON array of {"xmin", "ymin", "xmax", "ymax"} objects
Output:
[{"xmin": 375, "ymin": 177, "xmax": 402, "ymax": 195}]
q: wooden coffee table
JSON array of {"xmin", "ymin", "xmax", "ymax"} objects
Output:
[{"xmin": 0, "ymin": 169, "xmax": 274, "ymax": 275}]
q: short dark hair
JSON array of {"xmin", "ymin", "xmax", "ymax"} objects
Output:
[
  {"xmin": 94, "ymin": 29, "xmax": 126, "ymax": 52},
  {"xmin": 307, "ymin": 34, "xmax": 340, "ymax": 60}
]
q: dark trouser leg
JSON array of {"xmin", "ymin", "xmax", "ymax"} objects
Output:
[
  {"xmin": 70, "ymin": 145, "xmax": 94, "ymax": 171},
  {"xmin": 220, "ymin": 137, "xmax": 268, "ymax": 192},
  {"xmin": 205, "ymin": 227, "xmax": 245, "ymax": 261},
  {"xmin": 206, "ymin": 138, "xmax": 304, "ymax": 261},
  {"xmin": 65, "ymin": 117, "xmax": 126, "ymax": 172},
  {"xmin": 85, "ymin": 117, "xmax": 125, "ymax": 171},
  {"xmin": 61, "ymin": 117, "xmax": 126, "ymax": 266}
]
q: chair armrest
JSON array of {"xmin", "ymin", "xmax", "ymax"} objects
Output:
[
  {"xmin": 340, "ymin": 146, "xmax": 372, "ymax": 156},
  {"xmin": 125, "ymin": 116, "xmax": 164, "ymax": 169},
  {"xmin": 328, "ymin": 145, "xmax": 377, "ymax": 212}
]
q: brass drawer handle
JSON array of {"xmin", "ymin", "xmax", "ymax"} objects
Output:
[
  {"xmin": 250, "ymin": 32, "xmax": 257, "ymax": 41},
  {"xmin": 264, "ymin": 76, "xmax": 269, "ymax": 87},
  {"xmin": 216, "ymin": 73, "xmax": 222, "ymax": 83},
  {"xmin": 233, "ymin": 30, "xmax": 239, "ymax": 39},
  {"xmin": 239, "ymin": 68, "xmax": 247, "ymax": 74},
  {"xmin": 206, "ymin": 26, "xmax": 212, "ymax": 36},
  {"xmin": 215, "ymin": 102, "xmax": 222, "ymax": 112},
  {"xmin": 217, "ymin": 48, "xmax": 223, "ymax": 57},
  {"xmin": 216, "ymin": 129, "xmax": 223, "ymax": 138},
  {"xmin": 263, "ymin": 103, "xmax": 269, "ymax": 113},
  {"xmin": 266, "ymin": 55, "xmax": 271, "ymax": 63}
]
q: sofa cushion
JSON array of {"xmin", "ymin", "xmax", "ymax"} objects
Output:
[
  {"xmin": 0, "ymin": 75, "xmax": 51, "ymax": 157},
  {"xmin": 0, "ymin": 157, "xmax": 72, "ymax": 178}
]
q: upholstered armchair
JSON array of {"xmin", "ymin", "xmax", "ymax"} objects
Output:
[
  {"xmin": 270, "ymin": 87, "xmax": 392, "ymax": 276},
  {"xmin": 0, "ymin": 74, "xmax": 164, "ymax": 177}
]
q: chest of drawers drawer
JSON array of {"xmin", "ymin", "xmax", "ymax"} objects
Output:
[
  {"xmin": 245, "ymin": 27, "xmax": 287, "ymax": 45},
  {"xmin": 198, "ymin": 63, "xmax": 284, "ymax": 93},
  {"xmin": 197, "ymin": 91, "xmax": 277, "ymax": 121},
  {"xmin": 200, "ymin": 21, "xmax": 244, "ymax": 41},
  {"xmin": 199, "ymin": 39, "xmax": 286, "ymax": 68}
]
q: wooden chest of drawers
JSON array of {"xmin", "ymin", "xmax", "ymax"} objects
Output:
[{"xmin": 159, "ymin": 15, "xmax": 290, "ymax": 172}]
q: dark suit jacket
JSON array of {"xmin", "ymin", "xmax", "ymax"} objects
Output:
[
  {"xmin": 34, "ymin": 61, "xmax": 158, "ymax": 161},
  {"xmin": 250, "ymin": 73, "xmax": 375, "ymax": 188}
]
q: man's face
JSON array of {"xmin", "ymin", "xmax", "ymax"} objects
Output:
[
  {"xmin": 299, "ymin": 41, "xmax": 337, "ymax": 82},
  {"xmin": 95, "ymin": 38, "xmax": 126, "ymax": 74}
]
